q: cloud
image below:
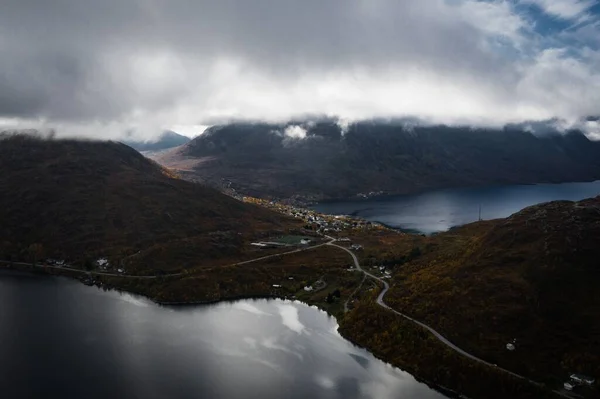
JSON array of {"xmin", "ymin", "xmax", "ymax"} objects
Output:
[
  {"xmin": 260, "ymin": 337, "xmax": 304, "ymax": 361},
  {"xmin": 284, "ymin": 125, "xmax": 308, "ymax": 139},
  {"xmin": 523, "ymin": 0, "xmax": 597, "ymax": 21},
  {"xmin": 277, "ymin": 304, "xmax": 305, "ymax": 334},
  {"xmin": 232, "ymin": 302, "xmax": 272, "ymax": 316},
  {"xmin": 0, "ymin": 0, "xmax": 599, "ymax": 139}
]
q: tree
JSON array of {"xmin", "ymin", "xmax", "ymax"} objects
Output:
[
  {"xmin": 409, "ymin": 246, "xmax": 422, "ymax": 259},
  {"xmin": 28, "ymin": 243, "xmax": 44, "ymax": 266},
  {"xmin": 326, "ymin": 293, "xmax": 334, "ymax": 303},
  {"xmin": 83, "ymin": 258, "xmax": 94, "ymax": 271}
]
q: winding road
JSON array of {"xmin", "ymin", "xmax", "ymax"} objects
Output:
[
  {"xmin": 326, "ymin": 240, "xmax": 572, "ymax": 397},
  {"xmin": 0, "ymin": 237, "xmax": 570, "ymax": 396}
]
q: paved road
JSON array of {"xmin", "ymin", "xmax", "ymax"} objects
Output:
[
  {"xmin": 0, "ymin": 239, "xmax": 570, "ymax": 397},
  {"xmin": 0, "ymin": 239, "xmax": 333, "ymax": 280},
  {"xmin": 0, "ymin": 260, "xmax": 174, "ymax": 279},
  {"xmin": 326, "ymin": 241, "xmax": 571, "ymax": 397},
  {"xmin": 231, "ymin": 239, "xmax": 333, "ymax": 266}
]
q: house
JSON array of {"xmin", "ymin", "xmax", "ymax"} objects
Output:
[
  {"xmin": 96, "ymin": 258, "xmax": 109, "ymax": 267},
  {"xmin": 300, "ymin": 239, "xmax": 312, "ymax": 245},
  {"xmin": 570, "ymin": 374, "xmax": 595, "ymax": 385},
  {"xmin": 303, "ymin": 286, "xmax": 313, "ymax": 292},
  {"xmin": 564, "ymin": 382, "xmax": 574, "ymax": 391},
  {"xmin": 506, "ymin": 343, "xmax": 515, "ymax": 351},
  {"xmin": 350, "ymin": 244, "xmax": 363, "ymax": 251},
  {"xmin": 272, "ymin": 284, "xmax": 281, "ymax": 288}
]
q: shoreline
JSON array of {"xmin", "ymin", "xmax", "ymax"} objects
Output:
[
  {"xmin": 0, "ymin": 263, "xmax": 556, "ymax": 399},
  {"xmin": 290, "ymin": 178, "xmax": 600, "ymax": 206},
  {"xmin": 0, "ymin": 265, "xmax": 462, "ymax": 399}
]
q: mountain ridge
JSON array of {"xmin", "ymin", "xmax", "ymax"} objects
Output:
[{"xmin": 152, "ymin": 121, "xmax": 600, "ymax": 202}]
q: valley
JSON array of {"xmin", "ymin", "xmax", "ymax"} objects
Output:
[{"xmin": 1, "ymin": 135, "xmax": 598, "ymax": 399}]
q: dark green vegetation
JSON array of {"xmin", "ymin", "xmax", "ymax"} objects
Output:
[
  {"xmin": 153, "ymin": 120, "xmax": 600, "ymax": 201},
  {"xmin": 0, "ymin": 135, "xmax": 298, "ymax": 273},
  {"xmin": 122, "ymin": 130, "xmax": 190, "ymax": 152},
  {"xmin": 342, "ymin": 301, "xmax": 556, "ymax": 399},
  {"xmin": 2, "ymin": 133, "xmax": 598, "ymax": 398},
  {"xmin": 350, "ymin": 198, "xmax": 600, "ymax": 394}
]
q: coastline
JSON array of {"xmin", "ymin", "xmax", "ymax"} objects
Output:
[
  {"xmin": 0, "ymin": 265, "xmax": 460, "ymax": 399},
  {"xmin": 0, "ymin": 263, "xmax": 558, "ymax": 399}
]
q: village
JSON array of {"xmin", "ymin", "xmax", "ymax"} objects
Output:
[{"xmin": 242, "ymin": 195, "xmax": 388, "ymax": 235}]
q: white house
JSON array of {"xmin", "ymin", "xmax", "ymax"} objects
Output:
[
  {"xmin": 300, "ymin": 239, "xmax": 312, "ymax": 245},
  {"xmin": 570, "ymin": 374, "xmax": 595, "ymax": 385},
  {"xmin": 564, "ymin": 382, "xmax": 574, "ymax": 391},
  {"xmin": 96, "ymin": 258, "xmax": 109, "ymax": 267},
  {"xmin": 303, "ymin": 286, "xmax": 313, "ymax": 292}
]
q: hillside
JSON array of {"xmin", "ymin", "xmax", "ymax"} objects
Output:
[
  {"xmin": 153, "ymin": 121, "xmax": 600, "ymax": 202},
  {"xmin": 377, "ymin": 196, "xmax": 600, "ymax": 386},
  {"xmin": 123, "ymin": 130, "xmax": 190, "ymax": 152},
  {"xmin": 0, "ymin": 135, "xmax": 296, "ymax": 273}
]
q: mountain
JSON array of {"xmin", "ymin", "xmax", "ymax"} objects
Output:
[
  {"xmin": 123, "ymin": 130, "xmax": 190, "ymax": 152},
  {"xmin": 0, "ymin": 135, "xmax": 294, "ymax": 272},
  {"xmin": 152, "ymin": 121, "xmax": 600, "ymax": 202},
  {"xmin": 378, "ymin": 196, "xmax": 600, "ymax": 386}
]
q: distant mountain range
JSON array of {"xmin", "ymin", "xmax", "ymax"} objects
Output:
[
  {"xmin": 152, "ymin": 120, "xmax": 600, "ymax": 202},
  {"xmin": 123, "ymin": 130, "xmax": 190, "ymax": 152}
]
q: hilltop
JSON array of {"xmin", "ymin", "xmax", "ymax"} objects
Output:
[
  {"xmin": 364, "ymin": 196, "xmax": 600, "ymax": 387},
  {"xmin": 153, "ymin": 121, "xmax": 600, "ymax": 202},
  {"xmin": 0, "ymin": 135, "xmax": 296, "ymax": 273}
]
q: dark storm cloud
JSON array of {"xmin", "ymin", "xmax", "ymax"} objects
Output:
[{"xmin": 0, "ymin": 0, "xmax": 599, "ymax": 137}]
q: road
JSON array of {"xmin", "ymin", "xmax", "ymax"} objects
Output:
[
  {"xmin": 344, "ymin": 274, "xmax": 366, "ymax": 313},
  {"xmin": 0, "ymin": 238, "xmax": 333, "ymax": 280},
  {"xmin": 326, "ymin": 240, "xmax": 572, "ymax": 397},
  {"xmin": 230, "ymin": 239, "xmax": 333, "ymax": 266},
  {"xmin": 0, "ymin": 260, "xmax": 172, "ymax": 279},
  {"xmin": 0, "ymin": 238, "xmax": 570, "ymax": 397}
]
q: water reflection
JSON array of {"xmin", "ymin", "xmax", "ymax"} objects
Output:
[{"xmin": 0, "ymin": 272, "xmax": 446, "ymax": 399}]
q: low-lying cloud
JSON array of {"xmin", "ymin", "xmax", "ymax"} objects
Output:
[
  {"xmin": 1, "ymin": 0, "xmax": 599, "ymax": 139},
  {"xmin": 284, "ymin": 125, "xmax": 308, "ymax": 139}
]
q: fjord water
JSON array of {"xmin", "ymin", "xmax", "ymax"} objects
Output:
[
  {"xmin": 0, "ymin": 272, "xmax": 446, "ymax": 399},
  {"xmin": 313, "ymin": 181, "xmax": 600, "ymax": 234}
]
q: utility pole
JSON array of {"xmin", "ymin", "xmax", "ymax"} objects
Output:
[{"xmin": 478, "ymin": 204, "xmax": 482, "ymax": 221}]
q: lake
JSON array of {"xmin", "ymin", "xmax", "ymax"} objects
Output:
[
  {"xmin": 312, "ymin": 181, "xmax": 600, "ymax": 234},
  {"xmin": 0, "ymin": 271, "xmax": 447, "ymax": 399}
]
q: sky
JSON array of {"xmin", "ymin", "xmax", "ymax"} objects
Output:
[{"xmin": 1, "ymin": 0, "xmax": 599, "ymax": 139}]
